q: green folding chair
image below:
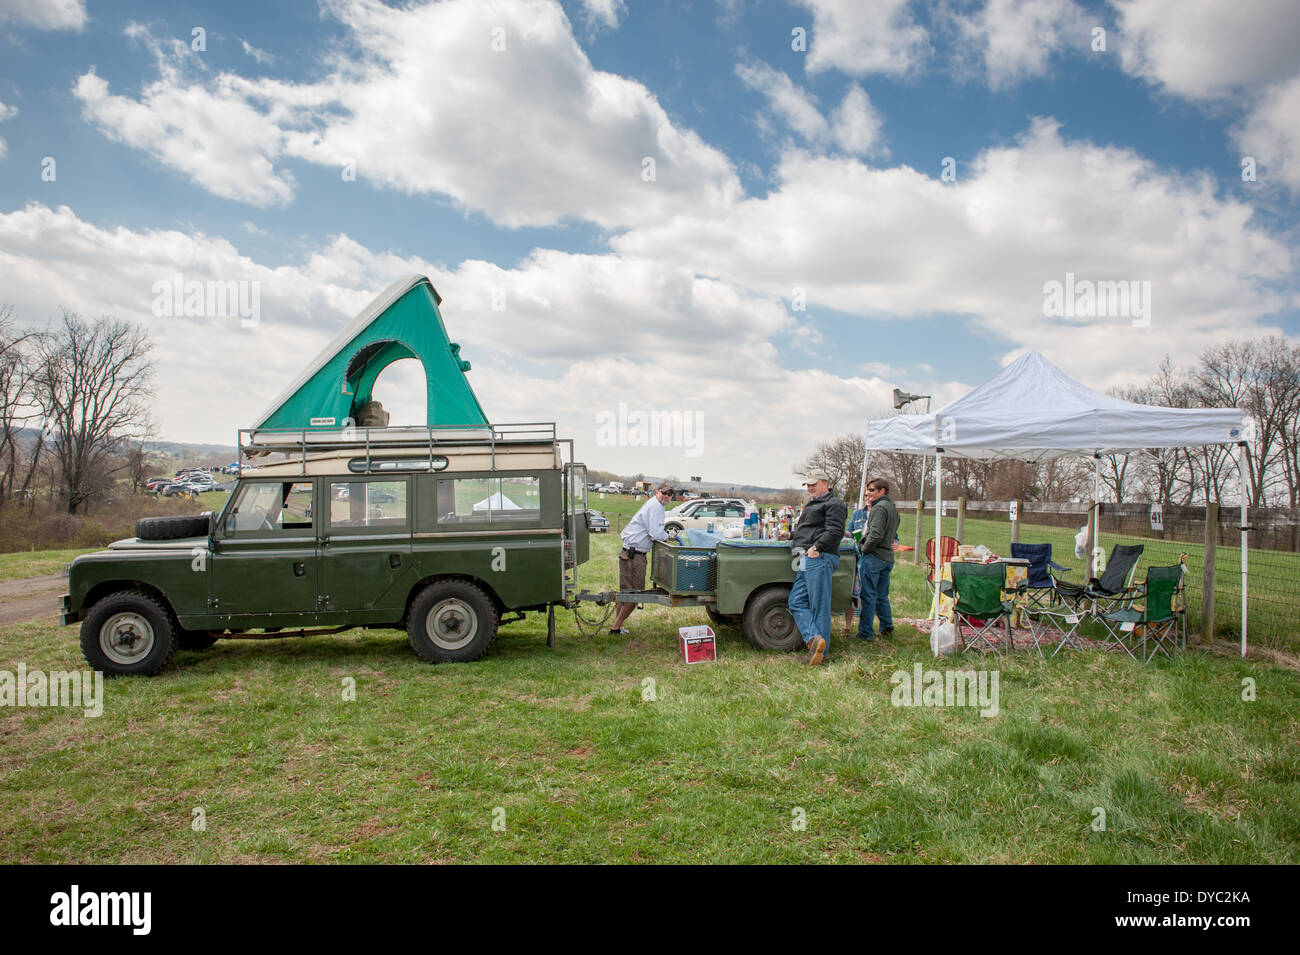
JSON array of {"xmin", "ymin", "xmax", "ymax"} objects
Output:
[
  {"xmin": 1097, "ymin": 564, "xmax": 1185, "ymax": 662},
  {"xmin": 942, "ymin": 562, "xmax": 1020, "ymax": 655}
]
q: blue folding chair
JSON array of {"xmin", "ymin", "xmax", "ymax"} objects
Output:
[{"xmin": 1009, "ymin": 542, "xmax": 1069, "ymax": 611}]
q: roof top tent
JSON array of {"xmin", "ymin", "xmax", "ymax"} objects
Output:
[{"xmin": 251, "ymin": 274, "xmax": 489, "ymax": 435}]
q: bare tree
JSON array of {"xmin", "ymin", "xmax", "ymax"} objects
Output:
[
  {"xmin": 32, "ymin": 311, "xmax": 155, "ymax": 514},
  {"xmin": 0, "ymin": 307, "xmax": 42, "ymax": 509},
  {"xmin": 798, "ymin": 432, "xmax": 866, "ymax": 503}
]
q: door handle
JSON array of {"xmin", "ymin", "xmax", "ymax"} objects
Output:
[
  {"xmin": 389, "ymin": 554, "xmax": 402, "ymax": 569},
  {"xmin": 293, "ymin": 561, "xmax": 305, "ymax": 577}
]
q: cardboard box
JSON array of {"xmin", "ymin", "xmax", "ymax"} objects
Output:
[{"xmin": 677, "ymin": 625, "xmax": 716, "ymax": 664}]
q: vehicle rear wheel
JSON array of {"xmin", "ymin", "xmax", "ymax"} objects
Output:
[
  {"xmin": 408, "ymin": 580, "xmax": 498, "ymax": 663},
  {"xmin": 742, "ymin": 585, "xmax": 802, "ymax": 652},
  {"xmin": 665, "ymin": 523, "xmax": 683, "ymax": 533},
  {"xmin": 80, "ymin": 590, "xmax": 178, "ymax": 676}
]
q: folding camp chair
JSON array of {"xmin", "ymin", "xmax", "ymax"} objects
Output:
[
  {"xmin": 1096, "ymin": 564, "xmax": 1185, "ymax": 662},
  {"xmin": 942, "ymin": 562, "xmax": 1020, "ymax": 655},
  {"xmin": 1022, "ymin": 603, "xmax": 1086, "ymax": 658},
  {"xmin": 1054, "ymin": 544, "xmax": 1144, "ymax": 615},
  {"xmin": 1009, "ymin": 542, "xmax": 1069, "ymax": 611},
  {"xmin": 925, "ymin": 536, "xmax": 959, "ymax": 598}
]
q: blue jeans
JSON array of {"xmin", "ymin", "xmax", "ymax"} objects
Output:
[
  {"xmin": 857, "ymin": 554, "xmax": 894, "ymax": 637},
  {"xmin": 789, "ymin": 552, "xmax": 839, "ymax": 649}
]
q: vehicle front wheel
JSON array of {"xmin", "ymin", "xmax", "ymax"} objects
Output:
[
  {"xmin": 665, "ymin": 523, "xmax": 683, "ymax": 533},
  {"xmin": 408, "ymin": 580, "xmax": 499, "ymax": 664},
  {"xmin": 80, "ymin": 590, "xmax": 178, "ymax": 676},
  {"xmin": 741, "ymin": 585, "xmax": 802, "ymax": 652}
]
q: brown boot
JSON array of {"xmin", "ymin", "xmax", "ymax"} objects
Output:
[{"xmin": 802, "ymin": 636, "xmax": 826, "ymax": 666}]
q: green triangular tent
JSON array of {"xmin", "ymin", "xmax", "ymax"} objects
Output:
[{"xmin": 252, "ymin": 275, "xmax": 488, "ymax": 430}]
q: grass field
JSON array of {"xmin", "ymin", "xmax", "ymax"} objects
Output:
[{"xmin": 1, "ymin": 515, "xmax": 1297, "ymax": 863}]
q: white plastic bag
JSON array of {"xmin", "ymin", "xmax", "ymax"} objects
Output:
[
  {"xmin": 1073, "ymin": 524, "xmax": 1088, "ymax": 560},
  {"xmin": 931, "ymin": 619, "xmax": 957, "ymax": 656}
]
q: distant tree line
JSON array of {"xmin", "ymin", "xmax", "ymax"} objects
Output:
[
  {"xmin": 803, "ymin": 337, "xmax": 1300, "ymax": 508},
  {"xmin": 0, "ymin": 306, "xmax": 155, "ymax": 515}
]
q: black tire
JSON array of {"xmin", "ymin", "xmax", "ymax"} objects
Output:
[
  {"xmin": 665, "ymin": 523, "xmax": 683, "ymax": 533},
  {"xmin": 706, "ymin": 606, "xmax": 741, "ymax": 628},
  {"xmin": 176, "ymin": 628, "xmax": 219, "ymax": 651},
  {"xmin": 135, "ymin": 515, "xmax": 210, "ymax": 541},
  {"xmin": 80, "ymin": 590, "xmax": 178, "ymax": 676},
  {"xmin": 742, "ymin": 585, "xmax": 802, "ymax": 652},
  {"xmin": 408, "ymin": 580, "xmax": 499, "ymax": 664}
]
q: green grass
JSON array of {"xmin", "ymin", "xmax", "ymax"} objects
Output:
[
  {"xmin": 0, "ymin": 549, "xmax": 98, "ymax": 580},
  {"xmin": 1, "ymin": 527, "xmax": 1297, "ymax": 863}
]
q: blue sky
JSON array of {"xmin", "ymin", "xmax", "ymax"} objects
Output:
[{"xmin": 1, "ymin": 0, "xmax": 1297, "ymax": 486}]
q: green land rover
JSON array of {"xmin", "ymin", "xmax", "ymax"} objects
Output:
[{"xmin": 61, "ymin": 425, "xmax": 593, "ymax": 676}]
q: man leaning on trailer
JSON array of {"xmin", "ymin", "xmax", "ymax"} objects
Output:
[{"xmin": 610, "ymin": 482, "xmax": 675, "ymax": 635}]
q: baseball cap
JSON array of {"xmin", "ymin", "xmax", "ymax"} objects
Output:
[{"xmin": 801, "ymin": 469, "xmax": 830, "ymax": 484}]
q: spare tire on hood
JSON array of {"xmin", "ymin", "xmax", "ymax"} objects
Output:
[{"xmin": 135, "ymin": 515, "xmax": 211, "ymax": 541}]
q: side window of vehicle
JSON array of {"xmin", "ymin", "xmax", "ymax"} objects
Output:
[
  {"xmin": 435, "ymin": 476, "xmax": 542, "ymax": 524},
  {"xmin": 723, "ymin": 505, "xmax": 744, "ymax": 518},
  {"xmin": 228, "ymin": 482, "xmax": 313, "ymax": 534},
  {"xmin": 329, "ymin": 480, "xmax": 409, "ymax": 530}
]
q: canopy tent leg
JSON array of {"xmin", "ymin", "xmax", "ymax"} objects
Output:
[
  {"xmin": 857, "ymin": 438, "xmax": 870, "ymax": 510},
  {"xmin": 1239, "ymin": 442, "xmax": 1249, "ymax": 658},
  {"xmin": 1093, "ymin": 453, "xmax": 1102, "ymax": 578},
  {"xmin": 933, "ymin": 452, "xmax": 943, "ymax": 623}
]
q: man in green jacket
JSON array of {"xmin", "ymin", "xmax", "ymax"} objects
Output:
[{"xmin": 857, "ymin": 477, "xmax": 900, "ymax": 640}]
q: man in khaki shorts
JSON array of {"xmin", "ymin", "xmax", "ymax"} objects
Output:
[{"xmin": 610, "ymin": 482, "xmax": 675, "ymax": 635}]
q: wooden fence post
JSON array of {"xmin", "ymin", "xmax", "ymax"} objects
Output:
[
  {"xmin": 914, "ymin": 498, "xmax": 924, "ymax": 564},
  {"xmin": 1010, "ymin": 499, "xmax": 1021, "ymax": 544},
  {"xmin": 955, "ymin": 496, "xmax": 967, "ymax": 544},
  {"xmin": 1200, "ymin": 502, "xmax": 1218, "ymax": 645}
]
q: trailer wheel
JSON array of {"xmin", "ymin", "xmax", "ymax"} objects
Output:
[
  {"xmin": 742, "ymin": 585, "xmax": 802, "ymax": 652},
  {"xmin": 80, "ymin": 590, "xmax": 178, "ymax": 676},
  {"xmin": 408, "ymin": 580, "xmax": 498, "ymax": 663}
]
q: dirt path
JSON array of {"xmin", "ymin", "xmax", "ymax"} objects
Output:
[{"xmin": 0, "ymin": 574, "xmax": 64, "ymax": 627}]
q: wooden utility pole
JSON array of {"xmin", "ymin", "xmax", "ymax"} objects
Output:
[
  {"xmin": 913, "ymin": 499, "xmax": 924, "ymax": 564},
  {"xmin": 955, "ymin": 496, "xmax": 967, "ymax": 543},
  {"xmin": 1200, "ymin": 502, "xmax": 1218, "ymax": 644}
]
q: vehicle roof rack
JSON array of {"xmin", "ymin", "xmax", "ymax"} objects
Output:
[{"xmin": 238, "ymin": 422, "xmax": 558, "ymax": 475}]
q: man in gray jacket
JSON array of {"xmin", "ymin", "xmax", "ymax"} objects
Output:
[
  {"xmin": 788, "ymin": 469, "xmax": 846, "ymax": 665},
  {"xmin": 857, "ymin": 477, "xmax": 900, "ymax": 640}
]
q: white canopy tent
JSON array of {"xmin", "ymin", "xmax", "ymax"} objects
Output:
[
  {"xmin": 473, "ymin": 491, "xmax": 523, "ymax": 512},
  {"xmin": 863, "ymin": 352, "xmax": 1252, "ymax": 653}
]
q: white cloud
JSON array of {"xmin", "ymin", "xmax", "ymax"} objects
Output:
[
  {"xmin": 735, "ymin": 60, "xmax": 884, "ymax": 156},
  {"xmin": 1111, "ymin": 0, "xmax": 1300, "ymax": 100},
  {"xmin": 579, "ymin": 0, "xmax": 625, "ymax": 30},
  {"xmin": 830, "ymin": 85, "xmax": 884, "ymax": 155},
  {"xmin": 239, "ymin": 39, "xmax": 276, "ymax": 66},
  {"xmin": 0, "ymin": 203, "xmax": 895, "ymax": 486},
  {"xmin": 797, "ymin": 0, "xmax": 929, "ymax": 77},
  {"xmin": 0, "ymin": 0, "xmax": 86, "ymax": 31},
  {"xmin": 73, "ymin": 0, "xmax": 740, "ymax": 228},
  {"xmin": 614, "ymin": 117, "xmax": 1295, "ymax": 392},
  {"xmin": 0, "ymin": 98, "xmax": 13, "ymax": 160},
  {"xmin": 1234, "ymin": 75, "xmax": 1300, "ymax": 196},
  {"xmin": 954, "ymin": 0, "xmax": 1088, "ymax": 89}
]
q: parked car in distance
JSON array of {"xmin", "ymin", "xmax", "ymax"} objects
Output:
[
  {"xmin": 663, "ymin": 498, "xmax": 753, "ymax": 533},
  {"xmin": 587, "ymin": 510, "xmax": 610, "ymax": 533}
]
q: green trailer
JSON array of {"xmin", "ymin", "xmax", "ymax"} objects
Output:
[{"xmin": 578, "ymin": 539, "xmax": 858, "ymax": 652}]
